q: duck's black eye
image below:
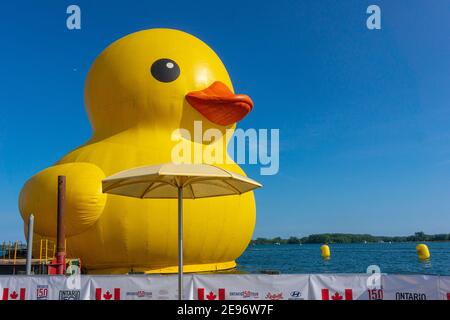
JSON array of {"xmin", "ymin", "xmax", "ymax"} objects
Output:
[{"xmin": 150, "ymin": 58, "xmax": 180, "ymax": 83}]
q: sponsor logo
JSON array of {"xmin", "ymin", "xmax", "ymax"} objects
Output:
[
  {"xmin": 59, "ymin": 290, "xmax": 81, "ymax": 300},
  {"xmin": 289, "ymin": 291, "xmax": 304, "ymax": 300},
  {"xmin": 367, "ymin": 288, "xmax": 384, "ymax": 300},
  {"xmin": 125, "ymin": 290, "xmax": 152, "ymax": 299},
  {"xmin": 229, "ymin": 290, "xmax": 259, "ymax": 299},
  {"xmin": 395, "ymin": 292, "xmax": 426, "ymax": 300},
  {"xmin": 156, "ymin": 289, "xmax": 170, "ymax": 300},
  {"xmin": 96, "ymin": 288, "xmax": 120, "ymax": 300},
  {"xmin": 265, "ymin": 292, "xmax": 283, "ymax": 300},
  {"xmin": 2, "ymin": 288, "xmax": 26, "ymax": 300},
  {"xmin": 321, "ymin": 289, "xmax": 353, "ymax": 300},
  {"xmin": 198, "ymin": 288, "xmax": 225, "ymax": 300},
  {"xmin": 36, "ymin": 285, "xmax": 49, "ymax": 300}
]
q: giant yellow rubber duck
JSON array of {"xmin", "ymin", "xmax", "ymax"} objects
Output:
[{"xmin": 19, "ymin": 28, "xmax": 256, "ymax": 274}]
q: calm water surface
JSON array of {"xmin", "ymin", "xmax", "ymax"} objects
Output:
[
  {"xmin": 237, "ymin": 242, "xmax": 450, "ymax": 275},
  {"xmin": 2, "ymin": 242, "xmax": 448, "ymax": 275}
]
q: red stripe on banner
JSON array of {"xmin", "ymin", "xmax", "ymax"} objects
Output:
[
  {"xmin": 20, "ymin": 288, "xmax": 26, "ymax": 300},
  {"xmin": 96, "ymin": 288, "xmax": 102, "ymax": 300},
  {"xmin": 345, "ymin": 289, "xmax": 353, "ymax": 300},
  {"xmin": 321, "ymin": 289, "xmax": 329, "ymax": 300},
  {"xmin": 198, "ymin": 288, "xmax": 204, "ymax": 300},
  {"xmin": 218, "ymin": 288, "xmax": 225, "ymax": 300},
  {"xmin": 114, "ymin": 288, "xmax": 120, "ymax": 300},
  {"xmin": 2, "ymin": 288, "xmax": 8, "ymax": 300},
  {"xmin": 447, "ymin": 293, "xmax": 450, "ymax": 300}
]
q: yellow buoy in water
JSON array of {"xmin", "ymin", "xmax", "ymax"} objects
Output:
[
  {"xmin": 416, "ymin": 244, "xmax": 430, "ymax": 260},
  {"xmin": 321, "ymin": 244, "xmax": 331, "ymax": 259}
]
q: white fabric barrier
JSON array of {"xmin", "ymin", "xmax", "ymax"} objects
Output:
[
  {"xmin": 193, "ymin": 274, "xmax": 309, "ymax": 300},
  {"xmin": 0, "ymin": 275, "xmax": 90, "ymax": 300},
  {"xmin": 0, "ymin": 274, "xmax": 449, "ymax": 300},
  {"xmin": 309, "ymin": 274, "xmax": 376, "ymax": 300},
  {"xmin": 382, "ymin": 275, "xmax": 439, "ymax": 300},
  {"xmin": 89, "ymin": 275, "xmax": 193, "ymax": 300},
  {"xmin": 438, "ymin": 276, "xmax": 450, "ymax": 300}
]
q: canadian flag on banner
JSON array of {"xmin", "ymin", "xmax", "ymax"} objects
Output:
[
  {"xmin": 2, "ymin": 288, "xmax": 26, "ymax": 300},
  {"xmin": 95, "ymin": 288, "xmax": 120, "ymax": 300},
  {"xmin": 321, "ymin": 288, "xmax": 353, "ymax": 300},
  {"xmin": 198, "ymin": 288, "xmax": 225, "ymax": 300}
]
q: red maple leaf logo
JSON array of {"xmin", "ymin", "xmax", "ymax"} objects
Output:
[
  {"xmin": 331, "ymin": 292, "xmax": 343, "ymax": 300},
  {"xmin": 10, "ymin": 291, "xmax": 18, "ymax": 300},
  {"xmin": 103, "ymin": 290, "xmax": 113, "ymax": 300},
  {"xmin": 206, "ymin": 291, "xmax": 217, "ymax": 300}
]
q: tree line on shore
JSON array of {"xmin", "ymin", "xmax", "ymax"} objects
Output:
[{"xmin": 251, "ymin": 232, "xmax": 450, "ymax": 245}]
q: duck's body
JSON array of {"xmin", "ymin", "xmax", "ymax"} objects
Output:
[
  {"xmin": 56, "ymin": 130, "xmax": 255, "ymax": 274},
  {"xmin": 19, "ymin": 29, "xmax": 256, "ymax": 274}
]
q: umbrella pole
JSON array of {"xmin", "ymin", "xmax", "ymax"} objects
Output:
[{"xmin": 178, "ymin": 186, "xmax": 183, "ymax": 300}]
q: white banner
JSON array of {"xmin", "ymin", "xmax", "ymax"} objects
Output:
[
  {"xmin": 89, "ymin": 275, "xmax": 193, "ymax": 300},
  {"xmin": 382, "ymin": 275, "xmax": 439, "ymax": 300},
  {"xmin": 438, "ymin": 276, "xmax": 450, "ymax": 300},
  {"xmin": 192, "ymin": 274, "xmax": 309, "ymax": 300},
  {"xmin": 0, "ymin": 274, "xmax": 447, "ymax": 300},
  {"xmin": 310, "ymin": 274, "xmax": 380, "ymax": 300},
  {"xmin": 0, "ymin": 275, "xmax": 90, "ymax": 300}
]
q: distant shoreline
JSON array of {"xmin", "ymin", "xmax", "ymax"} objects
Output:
[{"xmin": 251, "ymin": 232, "xmax": 450, "ymax": 245}]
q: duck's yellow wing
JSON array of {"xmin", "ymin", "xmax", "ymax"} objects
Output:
[{"xmin": 19, "ymin": 162, "xmax": 106, "ymax": 238}]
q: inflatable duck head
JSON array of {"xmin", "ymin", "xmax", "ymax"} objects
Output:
[{"xmin": 85, "ymin": 28, "xmax": 253, "ymax": 139}]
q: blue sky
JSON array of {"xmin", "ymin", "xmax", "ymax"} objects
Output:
[{"xmin": 0, "ymin": 1, "xmax": 449, "ymax": 240}]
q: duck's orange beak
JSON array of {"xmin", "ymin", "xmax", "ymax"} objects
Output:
[{"xmin": 186, "ymin": 81, "xmax": 253, "ymax": 126}]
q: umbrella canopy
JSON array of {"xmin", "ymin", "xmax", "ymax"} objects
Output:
[
  {"xmin": 102, "ymin": 163, "xmax": 262, "ymax": 199},
  {"xmin": 102, "ymin": 163, "xmax": 261, "ymax": 300}
]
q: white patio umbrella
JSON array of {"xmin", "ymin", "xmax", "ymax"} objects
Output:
[{"xmin": 102, "ymin": 163, "xmax": 262, "ymax": 300}]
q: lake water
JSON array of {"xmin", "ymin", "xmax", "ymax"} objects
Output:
[
  {"xmin": 2, "ymin": 242, "xmax": 449, "ymax": 275},
  {"xmin": 236, "ymin": 242, "xmax": 450, "ymax": 275}
]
